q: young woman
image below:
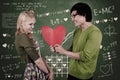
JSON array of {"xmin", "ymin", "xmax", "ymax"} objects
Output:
[
  {"xmin": 51, "ymin": 2, "xmax": 102, "ymax": 80},
  {"xmin": 15, "ymin": 10, "xmax": 54, "ymax": 80}
]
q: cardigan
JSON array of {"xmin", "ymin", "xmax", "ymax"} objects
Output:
[{"xmin": 15, "ymin": 33, "xmax": 39, "ymax": 63}]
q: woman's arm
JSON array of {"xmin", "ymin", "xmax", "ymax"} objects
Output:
[
  {"xmin": 20, "ymin": 34, "xmax": 53, "ymax": 77},
  {"xmin": 35, "ymin": 58, "xmax": 49, "ymax": 74},
  {"xmin": 42, "ymin": 58, "xmax": 54, "ymax": 80}
]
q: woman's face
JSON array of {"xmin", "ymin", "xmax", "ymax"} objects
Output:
[
  {"xmin": 22, "ymin": 18, "xmax": 36, "ymax": 34},
  {"xmin": 71, "ymin": 11, "xmax": 86, "ymax": 27}
]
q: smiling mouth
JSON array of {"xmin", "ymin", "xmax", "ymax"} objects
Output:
[{"xmin": 28, "ymin": 29, "xmax": 33, "ymax": 33}]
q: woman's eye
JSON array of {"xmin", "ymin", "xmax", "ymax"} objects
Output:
[{"xmin": 29, "ymin": 23, "xmax": 33, "ymax": 25}]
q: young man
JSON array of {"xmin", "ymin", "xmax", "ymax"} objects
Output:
[{"xmin": 51, "ymin": 2, "xmax": 102, "ymax": 80}]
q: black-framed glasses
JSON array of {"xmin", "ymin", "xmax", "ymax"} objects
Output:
[{"xmin": 71, "ymin": 13, "xmax": 78, "ymax": 18}]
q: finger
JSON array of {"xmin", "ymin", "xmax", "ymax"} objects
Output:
[
  {"xmin": 50, "ymin": 46, "xmax": 54, "ymax": 49},
  {"xmin": 54, "ymin": 47, "xmax": 60, "ymax": 53},
  {"xmin": 46, "ymin": 74, "xmax": 49, "ymax": 80},
  {"xmin": 50, "ymin": 46, "xmax": 55, "ymax": 52},
  {"xmin": 53, "ymin": 47, "xmax": 56, "ymax": 52},
  {"xmin": 55, "ymin": 44, "xmax": 59, "ymax": 47}
]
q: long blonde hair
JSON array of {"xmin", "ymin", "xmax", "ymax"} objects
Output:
[{"xmin": 16, "ymin": 10, "xmax": 35, "ymax": 35}]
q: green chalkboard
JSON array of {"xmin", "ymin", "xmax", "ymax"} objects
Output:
[{"xmin": 0, "ymin": 0, "xmax": 120, "ymax": 80}]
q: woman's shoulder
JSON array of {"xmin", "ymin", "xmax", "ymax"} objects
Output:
[
  {"xmin": 19, "ymin": 33, "xmax": 28, "ymax": 38},
  {"xmin": 16, "ymin": 33, "xmax": 30, "ymax": 40}
]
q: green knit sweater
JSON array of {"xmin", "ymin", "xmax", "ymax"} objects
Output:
[{"xmin": 69, "ymin": 25, "xmax": 102, "ymax": 79}]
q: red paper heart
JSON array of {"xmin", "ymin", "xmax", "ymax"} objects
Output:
[{"xmin": 41, "ymin": 25, "xmax": 66, "ymax": 46}]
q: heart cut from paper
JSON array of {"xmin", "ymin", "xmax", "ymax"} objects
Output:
[{"xmin": 41, "ymin": 25, "xmax": 66, "ymax": 46}]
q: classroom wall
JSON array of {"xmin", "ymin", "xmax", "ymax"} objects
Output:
[{"xmin": 0, "ymin": 0, "xmax": 120, "ymax": 80}]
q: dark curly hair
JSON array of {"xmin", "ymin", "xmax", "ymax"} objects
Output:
[{"xmin": 70, "ymin": 2, "xmax": 92, "ymax": 22}]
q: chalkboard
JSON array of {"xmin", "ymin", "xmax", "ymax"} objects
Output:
[{"xmin": 0, "ymin": 0, "xmax": 120, "ymax": 80}]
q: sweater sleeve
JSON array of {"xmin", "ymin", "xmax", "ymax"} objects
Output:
[
  {"xmin": 20, "ymin": 34, "xmax": 39, "ymax": 61},
  {"xmin": 80, "ymin": 30, "xmax": 102, "ymax": 62}
]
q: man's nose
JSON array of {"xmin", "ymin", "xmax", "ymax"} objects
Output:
[{"xmin": 71, "ymin": 17, "xmax": 74, "ymax": 21}]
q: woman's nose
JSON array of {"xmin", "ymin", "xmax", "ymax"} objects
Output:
[{"xmin": 32, "ymin": 25, "xmax": 34, "ymax": 29}]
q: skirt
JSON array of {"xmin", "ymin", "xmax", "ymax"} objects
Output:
[{"xmin": 24, "ymin": 63, "xmax": 47, "ymax": 80}]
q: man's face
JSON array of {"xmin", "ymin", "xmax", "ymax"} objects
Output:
[{"xmin": 71, "ymin": 11, "xmax": 86, "ymax": 27}]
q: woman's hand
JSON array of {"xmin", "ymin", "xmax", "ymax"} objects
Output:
[{"xmin": 48, "ymin": 70, "xmax": 54, "ymax": 80}]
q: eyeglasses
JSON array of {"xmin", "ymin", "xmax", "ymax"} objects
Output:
[{"xmin": 71, "ymin": 13, "xmax": 78, "ymax": 18}]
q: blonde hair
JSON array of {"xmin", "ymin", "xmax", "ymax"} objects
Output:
[{"xmin": 16, "ymin": 10, "xmax": 35, "ymax": 35}]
